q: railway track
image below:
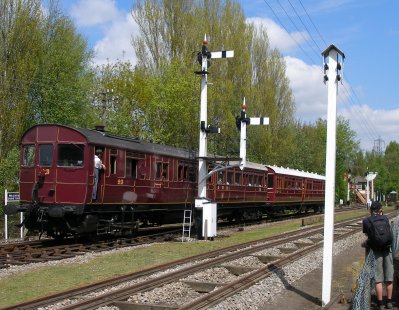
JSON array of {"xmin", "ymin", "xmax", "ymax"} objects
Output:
[
  {"xmin": 4, "ymin": 211, "xmax": 378, "ymax": 310},
  {"xmin": 0, "ymin": 228, "xmax": 181, "ymax": 269},
  {"xmin": 0, "ymin": 206, "xmax": 362, "ymax": 269}
]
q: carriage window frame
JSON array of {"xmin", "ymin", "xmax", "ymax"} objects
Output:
[
  {"xmin": 126, "ymin": 157, "xmax": 138, "ymax": 179},
  {"xmin": 227, "ymin": 171, "xmax": 233, "ymax": 185},
  {"xmin": 58, "ymin": 144, "xmax": 84, "ymax": 167},
  {"xmin": 268, "ymin": 174, "xmax": 274, "ymax": 188},
  {"xmin": 39, "ymin": 144, "xmax": 53, "ymax": 166},
  {"xmin": 22, "ymin": 144, "xmax": 35, "ymax": 167},
  {"xmin": 235, "ymin": 172, "xmax": 241, "ymax": 185},
  {"xmin": 178, "ymin": 161, "xmax": 189, "ymax": 181},
  {"xmin": 155, "ymin": 162, "xmax": 169, "ymax": 180},
  {"xmin": 110, "ymin": 149, "xmax": 117, "ymax": 175}
]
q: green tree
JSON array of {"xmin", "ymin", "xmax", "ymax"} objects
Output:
[
  {"xmin": 131, "ymin": 0, "xmax": 295, "ymax": 163},
  {"xmin": 0, "ymin": 147, "xmax": 19, "ymax": 215},
  {"xmin": 30, "ymin": 2, "xmax": 93, "ymax": 126},
  {"xmin": 382, "ymin": 142, "xmax": 399, "ymax": 194},
  {"xmin": 0, "ymin": 0, "xmax": 93, "ymax": 194}
]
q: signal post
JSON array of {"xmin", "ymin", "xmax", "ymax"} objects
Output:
[
  {"xmin": 236, "ymin": 97, "xmax": 269, "ymax": 169},
  {"xmin": 195, "ymin": 35, "xmax": 233, "ymax": 239}
]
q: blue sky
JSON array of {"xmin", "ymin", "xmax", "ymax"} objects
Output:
[{"xmin": 58, "ymin": 0, "xmax": 399, "ymax": 152}]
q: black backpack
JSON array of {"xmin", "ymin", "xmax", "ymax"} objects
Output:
[{"xmin": 367, "ymin": 215, "xmax": 392, "ymax": 251}]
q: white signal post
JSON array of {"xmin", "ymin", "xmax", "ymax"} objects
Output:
[
  {"xmin": 321, "ymin": 44, "xmax": 345, "ymax": 306},
  {"xmin": 4, "ymin": 189, "xmax": 8, "ymax": 240},
  {"xmin": 196, "ymin": 35, "xmax": 234, "ymax": 198},
  {"xmin": 366, "ymin": 172, "xmax": 377, "ymax": 206},
  {"xmin": 238, "ymin": 98, "xmax": 269, "ymax": 169}
]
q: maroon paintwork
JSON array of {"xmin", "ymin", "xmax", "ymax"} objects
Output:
[{"xmin": 15, "ymin": 124, "xmax": 325, "ymax": 237}]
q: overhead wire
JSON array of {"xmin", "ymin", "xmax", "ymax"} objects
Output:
[
  {"xmin": 261, "ymin": 0, "xmax": 315, "ymax": 64},
  {"xmin": 261, "ymin": 0, "xmax": 381, "ymax": 149},
  {"xmin": 297, "ymin": 0, "xmax": 328, "ymax": 47},
  {"xmin": 288, "ymin": 1, "xmax": 380, "ymax": 144},
  {"xmin": 287, "ymin": 0, "xmax": 323, "ymax": 52},
  {"xmin": 275, "ymin": 0, "xmax": 320, "ymax": 62}
]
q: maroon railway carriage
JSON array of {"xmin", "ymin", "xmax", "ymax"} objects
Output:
[
  {"xmin": 9, "ymin": 124, "xmax": 325, "ymax": 238},
  {"xmin": 266, "ymin": 165, "xmax": 325, "ymax": 214},
  {"xmin": 207, "ymin": 161, "xmax": 269, "ymax": 221},
  {"xmin": 16, "ymin": 124, "xmax": 199, "ymax": 238}
]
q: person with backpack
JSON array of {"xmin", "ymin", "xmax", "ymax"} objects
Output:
[{"xmin": 362, "ymin": 201, "xmax": 394, "ymax": 309}]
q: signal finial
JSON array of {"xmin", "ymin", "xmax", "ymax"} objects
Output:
[
  {"xmin": 242, "ymin": 97, "xmax": 247, "ymax": 110},
  {"xmin": 203, "ymin": 34, "xmax": 208, "ymax": 45}
]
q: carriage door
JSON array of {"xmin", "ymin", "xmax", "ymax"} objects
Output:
[{"xmin": 37, "ymin": 144, "xmax": 56, "ymax": 203}]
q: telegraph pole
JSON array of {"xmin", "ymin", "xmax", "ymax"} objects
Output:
[{"xmin": 321, "ymin": 44, "xmax": 345, "ymax": 306}]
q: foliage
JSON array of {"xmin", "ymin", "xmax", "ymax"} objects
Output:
[
  {"xmin": 382, "ymin": 142, "xmax": 399, "ymax": 193},
  {"xmin": 290, "ymin": 117, "xmax": 359, "ymax": 200},
  {"xmin": 0, "ymin": 0, "xmax": 93, "ymax": 193},
  {"xmin": 131, "ymin": 0, "xmax": 295, "ymax": 160},
  {"xmin": 363, "ymin": 142, "xmax": 399, "ymax": 197},
  {"xmin": 0, "ymin": 147, "xmax": 19, "ymax": 216}
]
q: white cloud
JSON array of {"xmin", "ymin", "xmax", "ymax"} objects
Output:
[
  {"xmin": 247, "ymin": 17, "xmax": 309, "ymax": 52},
  {"xmin": 92, "ymin": 13, "xmax": 139, "ymax": 66},
  {"xmin": 284, "ymin": 56, "xmax": 326, "ymax": 122},
  {"xmin": 340, "ymin": 104, "xmax": 399, "ymax": 151},
  {"xmin": 70, "ymin": 0, "xmax": 119, "ymax": 27},
  {"xmin": 68, "ymin": 0, "xmax": 139, "ymax": 66}
]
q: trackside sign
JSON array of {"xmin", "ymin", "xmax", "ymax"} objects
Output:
[{"xmin": 6, "ymin": 192, "xmax": 20, "ymax": 203}]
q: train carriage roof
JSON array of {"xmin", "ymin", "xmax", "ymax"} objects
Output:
[
  {"xmin": 227, "ymin": 161, "xmax": 268, "ymax": 172},
  {"xmin": 25, "ymin": 124, "xmax": 196, "ymax": 159},
  {"xmin": 267, "ymin": 165, "xmax": 325, "ymax": 180},
  {"xmin": 229, "ymin": 161, "xmax": 324, "ymax": 180},
  {"xmin": 74, "ymin": 127, "xmax": 195, "ymax": 159}
]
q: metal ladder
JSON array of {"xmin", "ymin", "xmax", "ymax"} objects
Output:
[{"xmin": 182, "ymin": 209, "xmax": 192, "ymax": 242}]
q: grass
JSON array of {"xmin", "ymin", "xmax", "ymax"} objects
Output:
[{"xmin": 0, "ymin": 206, "xmax": 391, "ymax": 308}]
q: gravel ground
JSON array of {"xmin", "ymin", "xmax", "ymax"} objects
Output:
[
  {"xmin": 211, "ymin": 231, "xmax": 363, "ymax": 310},
  {"xmin": 1, "ymin": 221, "xmax": 364, "ymax": 310},
  {"xmin": 90, "ymin": 231, "xmax": 363, "ymax": 310}
]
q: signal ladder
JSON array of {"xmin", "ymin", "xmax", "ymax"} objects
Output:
[{"xmin": 182, "ymin": 208, "xmax": 192, "ymax": 242}]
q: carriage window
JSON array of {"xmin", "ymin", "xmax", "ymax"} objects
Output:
[
  {"xmin": 178, "ymin": 162, "xmax": 188, "ymax": 180},
  {"xmin": 58, "ymin": 144, "xmax": 84, "ymax": 167},
  {"xmin": 217, "ymin": 171, "xmax": 224, "ymax": 184},
  {"xmin": 248, "ymin": 175, "xmax": 253, "ymax": 186},
  {"xmin": 126, "ymin": 158, "xmax": 137, "ymax": 179},
  {"xmin": 268, "ymin": 174, "xmax": 274, "ymax": 188},
  {"xmin": 110, "ymin": 149, "xmax": 117, "ymax": 175},
  {"xmin": 156, "ymin": 162, "xmax": 168, "ymax": 179},
  {"xmin": 188, "ymin": 166, "xmax": 196, "ymax": 182},
  {"xmin": 235, "ymin": 172, "xmax": 241, "ymax": 185},
  {"xmin": 39, "ymin": 144, "xmax": 53, "ymax": 166},
  {"xmin": 22, "ymin": 144, "xmax": 35, "ymax": 167},
  {"xmin": 227, "ymin": 172, "xmax": 233, "ymax": 185},
  {"xmin": 162, "ymin": 163, "xmax": 168, "ymax": 178},
  {"xmin": 178, "ymin": 164, "xmax": 184, "ymax": 180},
  {"xmin": 156, "ymin": 163, "xmax": 162, "ymax": 178}
]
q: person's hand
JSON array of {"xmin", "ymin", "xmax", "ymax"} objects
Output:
[{"xmin": 361, "ymin": 240, "xmax": 369, "ymax": 248}]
